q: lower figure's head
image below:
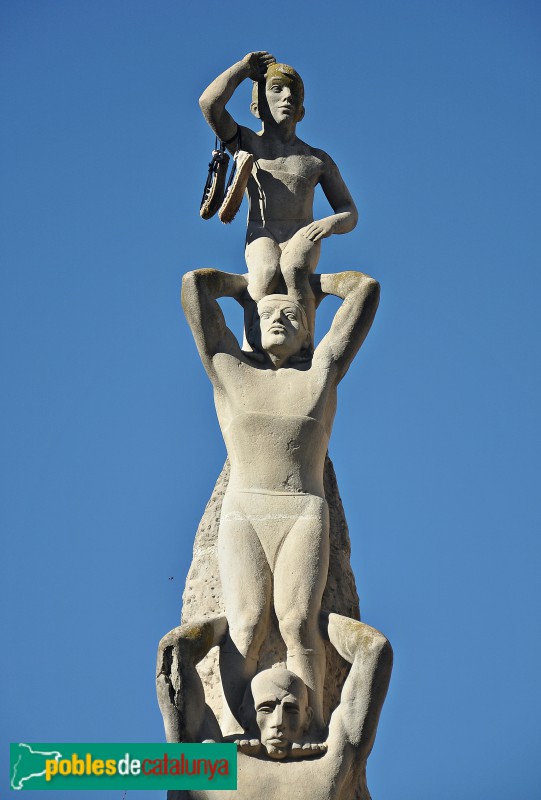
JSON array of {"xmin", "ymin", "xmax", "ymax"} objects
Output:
[{"xmin": 245, "ymin": 667, "xmax": 313, "ymax": 759}]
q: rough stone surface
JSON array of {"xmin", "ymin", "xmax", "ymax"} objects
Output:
[
  {"xmin": 156, "ymin": 50, "xmax": 391, "ymax": 800},
  {"xmin": 161, "ymin": 613, "xmax": 392, "ymax": 800},
  {"xmin": 181, "ymin": 454, "xmax": 360, "ymax": 728}
]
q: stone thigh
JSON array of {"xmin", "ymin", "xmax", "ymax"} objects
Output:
[
  {"xmin": 217, "ymin": 492, "xmax": 273, "ymax": 646},
  {"xmin": 273, "ymin": 494, "xmax": 330, "ymax": 627}
]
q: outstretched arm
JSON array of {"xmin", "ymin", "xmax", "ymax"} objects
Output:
[
  {"xmin": 181, "ymin": 268, "xmax": 248, "ymax": 375},
  {"xmin": 302, "ymin": 155, "xmax": 358, "ymax": 243},
  {"xmin": 156, "ymin": 617, "xmax": 228, "ymax": 743},
  {"xmin": 322, "ymin": 613, "xmax": 392, "ymax": 759},
  {"xmin": 312, "ymin": 271, "xmax": 380, "ymax": 381},
  {"xmin": 199, "ymin": 52, "xmax": 276, "ymax": 148}
]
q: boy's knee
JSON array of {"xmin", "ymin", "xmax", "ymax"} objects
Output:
[
  {"xmin": 281, "ymin": 255, "xmax": 319, "ymax": 289},
  {"xmin": 279, "ymin": 259, "xmax": 300, "ymax": 283},
  {"xmin": 247, "ymin": 263, "xmax": 279, "ymax": 300}
]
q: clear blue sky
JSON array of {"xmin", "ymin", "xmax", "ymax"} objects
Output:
[{"xmin": 2, "ymin": 1, "xmax": 540, "ymax": 798}]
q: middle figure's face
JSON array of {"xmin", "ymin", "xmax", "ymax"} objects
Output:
[
  {"xmin": 264, "ymin": 75, "xmax": 304, "ymax": 124},
  {"xmin": 258, "ymin": 299, "xmax": 307, "ymax": 357}
]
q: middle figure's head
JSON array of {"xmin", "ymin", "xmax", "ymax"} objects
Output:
[{"xmin": 256, "ymin": 294, "xmax": 311, "ymax": 360}]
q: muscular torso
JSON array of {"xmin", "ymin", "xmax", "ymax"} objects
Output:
[
  {"xmin": 241, "ymin": 127, "xmax": 327, "ymax": 231},
  {"xmin": 212, "ymin": 353, "xmax": 337, "ymax": 497}
]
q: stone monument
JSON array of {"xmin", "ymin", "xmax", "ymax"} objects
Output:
[{"xmin": 157, "ymin": 52, "xmax": 392, "ymax": 800}]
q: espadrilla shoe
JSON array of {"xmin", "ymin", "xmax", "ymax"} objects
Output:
[
  {"xmin": 218, "ymin": 150, "xmax": 254, "ymax": 224},
  {"xmin": 200, "ymin": 146, "xmax": 230, "ymax": 220}
]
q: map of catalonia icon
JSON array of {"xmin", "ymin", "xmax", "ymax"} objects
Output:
[{"xmin": 11, "ymin": 743, "xmax": 63, "ymax": 790}]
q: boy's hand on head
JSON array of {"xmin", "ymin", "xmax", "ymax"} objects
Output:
[
  {"xmin": 242, "ymin": 51, "xmax": 276, "ymax": 81},
  {"xmin": 301, "ymin": 219, "xmax": 335, "ymax": 242}
]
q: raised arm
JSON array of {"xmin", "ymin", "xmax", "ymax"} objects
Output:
[
  {"xmin": 156, "ymin": 617, "xmax": 228, "ymax": 743},
  {"xmin": 302, "ymin": 154, "xmax": 358, "ymax": 243},
  {"xmin": 181, "ymin": 268, "xmax": 248, "ymax": 375},
  {"xmin": 199, "ymin": 52, "xmax": 276, "ymax": 147},
  {"xmin": 322, "ymin": 613, "xmax": 392, "ymax": 759},
  {"xmin": 312, "ymin": 270, "xmax": 380, "ymax": 381}
]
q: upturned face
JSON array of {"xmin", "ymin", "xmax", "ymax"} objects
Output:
[
  {"xmin": 264, "ymin": 74, "xmax": 304, "ymax": 124},
  {"xmin": 252, "ymin": 674, "xmax": 311, "ymax": 759},
  {"xmin": 257, "ymin": 299, "xmax": 308, "ymax": 358}
]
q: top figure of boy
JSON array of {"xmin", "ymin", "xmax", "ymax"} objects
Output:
[{"xmin": 199, "ymin": 51, "xmax": 358, "ymax": 332}]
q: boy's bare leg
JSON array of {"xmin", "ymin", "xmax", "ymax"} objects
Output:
[
  {"xmin": 279, "ymin": 231, "xmax": 321, "ymax": 339},
  {"xmin": 243, "ymin": 235, "xmax": 282, "ymax": 351},
  {"xmin": 245, "ymin": 235, "xmax": 282, "ymax": 302}
]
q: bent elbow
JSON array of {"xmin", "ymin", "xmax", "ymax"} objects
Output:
[
  {"xmin": 199, "ymin": 92, "xmax": 210, "ymax": 112},
  {"xmin": 182, "ymin": 270, "xmax": 197, "ymax": 288},
  {"xmin": 181, "ymin": 268, "xmax": 218, "ymax": 311},
  {"xmin": 360, "ymin": 275, "xmax": 380, "ymax": 307},
  {"xmin": 378, "ymin": 638, "xmax": 393, "ymax": 670},
  {"xmin": 359, "ymin": 625, "xmax": 392, "ymax": 664},
  {"xmin": 351, "ymin": 272, "xmax": 380, "ymax": 302},
  {"xmin": 181, "ymin": 269, "xmax": 196, "ymax": 292},
  {"xmin": 199, "ymin": 93, "xmax": 215, "ymax": 123},
  {"xmin": 368, "ymin": 277, "xmax": 380, "ymax": 300},
  {"xmin": 181, "ymin": 270, "xmax": 199, "ymax": 311}
]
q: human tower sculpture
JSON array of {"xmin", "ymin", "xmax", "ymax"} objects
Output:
[{"xmin": 157, "ymin": 52, "xmax": 392, "ymax": 800}]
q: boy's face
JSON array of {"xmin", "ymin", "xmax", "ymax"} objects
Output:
[{"xmin": 262, "ymin": 73, "xmax": 304, "ymax": 125}]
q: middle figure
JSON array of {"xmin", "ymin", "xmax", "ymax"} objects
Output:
[{"xmin": 181, "ymin": 268, "xmax": 379, "ymax": 739}]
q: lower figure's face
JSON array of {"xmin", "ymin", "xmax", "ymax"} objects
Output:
[
  {"xmin": 255, "ymin": 691, "xmax": 309, "ymax": 759},
  {"xmin": 258, "ymin": 300, "xmax": 307, "ymax": 358}
]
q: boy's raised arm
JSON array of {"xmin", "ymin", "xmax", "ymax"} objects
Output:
[{"xmin": 199, "ymin": 52, "xmax": 276, "ymax": 146}]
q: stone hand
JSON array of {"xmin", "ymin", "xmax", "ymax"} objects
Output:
[
  {"xmin": 300, "ymin": 218, "xmax": 335, "ymax": 242},
  {"xmin": 242, "ymin": 51, "xmax": 276, "ymax": 81}
]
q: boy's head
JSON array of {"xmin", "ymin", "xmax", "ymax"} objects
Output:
[{"xmin": 251, "ymin": 63, "xmax": 305, "ymax": 124}]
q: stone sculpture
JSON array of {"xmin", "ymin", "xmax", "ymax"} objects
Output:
[
  {"xmin": 198, "ymin": 51, "xmax": 358, "ymax": 335},
  {"xmin": 157, "ymin": 52, "xmax": 392, "ymax": 800},
  {"xmin": 158, "ymin": 614, "xmax": 392, "ymax": 800}
]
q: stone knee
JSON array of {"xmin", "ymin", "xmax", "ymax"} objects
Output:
[
  {"xmin": 280, "ymin": 254, "xmax": 306, "ymax": 289},
  {"xmin": 278, "ymin": 610, "xmax": 319, "ymax": 654},
  {"xmin": 281, "ymin": 233, "xmax": 320, "ymax": 279},
  {"xmin": 228, "ymin": 614, "xmax": 268, "ymax": 661},
  {"xmin": 246, "ymin": 262, "xmax": 280, "ymax": 302}
]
